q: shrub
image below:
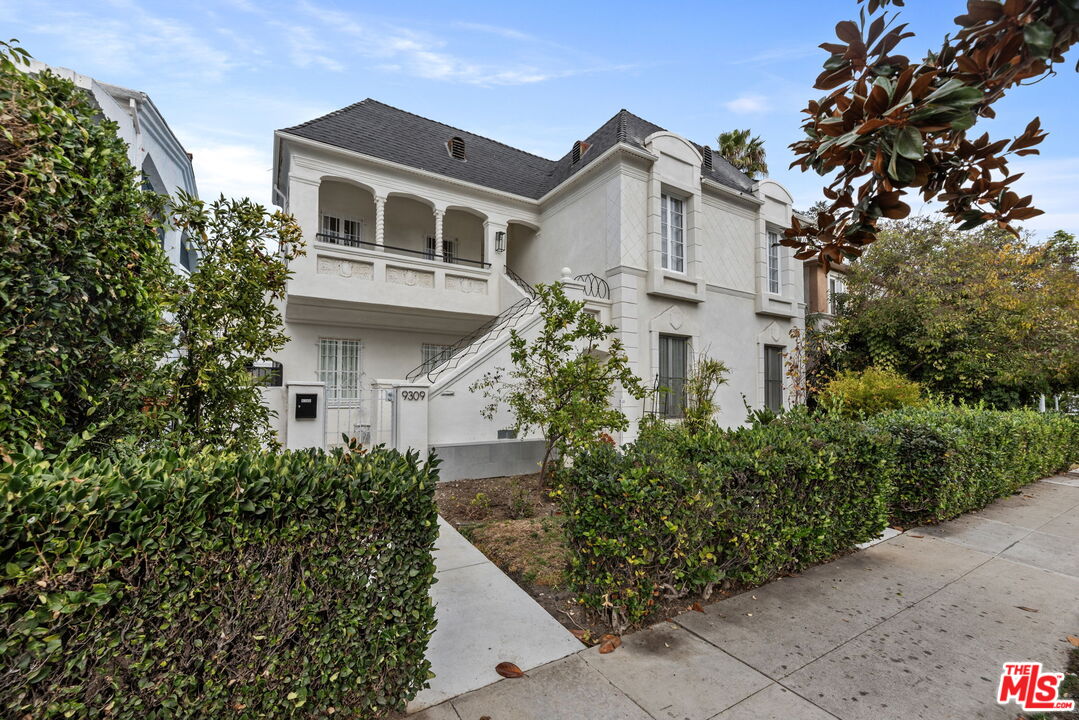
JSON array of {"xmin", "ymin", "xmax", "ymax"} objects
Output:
[
  {"xmin": 0, "ymin": 43, "xmax": 174, "ymax": 451},
  {"xmin": 817, "ymin": 366, "xmax": 925, "ymax": 417},
  {"xmin": 0, "ymin": 442, "xmax": 439, "ymax": 719},
  {"xmin": 873, "ymin": 406, "xmax": 1079, "ymax": 525},
  {"xmin": 557, "ymin": 409, "xmax": 893, "ymax": 630}
]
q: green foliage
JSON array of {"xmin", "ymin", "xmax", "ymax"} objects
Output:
[
  {"xmin": 872, "ymin": 406, "xmax": 1079, "ymax": 526},
  {"xmin": 681, "ymin": 354, "xmax": 729, "ymax": 434},
  {"xmin": 557, "ymin": 408, "xmax": 893, "ymax": 630},
  {"xmin": 0, "ymin": 440, "xmax": 439, "ymax": 719},
  {"xmin": 817, "ymin": 366, "xmax": 925, "ymax": 417},
  {"xmin": 716, "ymin": 128, "xmax": 768, "ymax": 178},
  {"xmin": 155, "ymin": 194, "xmax": 305, "ymax": 450},
  {"xmin": 829, "ymin": 218, "xmax": 1079, "ymax": 405},
  {"xmin": 471, "ymin": 282, "xmax": 646, "ymax": 482},
  {"xmin": 0, "ymin": 41, "xmax": 174, "ymax": 451}
]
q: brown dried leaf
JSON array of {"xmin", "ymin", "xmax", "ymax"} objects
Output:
[
  {"xmin": 1015, "ymin": 606, "xmax": 1039, "ymax": 613},
  {"xmin": 1066, "ymin": 636, "xmax": 1079, "ymax": 648},
  {"xmin": 691, "ymin": 602, "xmax": 705, "ymax": 613},
  {"xmin": 495, "ymin": 662, "xmax": 525, "ymax": 678}
]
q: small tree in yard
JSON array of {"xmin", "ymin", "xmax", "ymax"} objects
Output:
[
  {"xmin": 155, "ymin": 194, "xmax": 304, "ymax": 449},
  {"xmin": 471, "ymin": 282, "xmax": 646, "ymax": 483}
]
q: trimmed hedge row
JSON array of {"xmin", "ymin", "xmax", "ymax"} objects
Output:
[
  {"xmin": 559, "ymin": 407, "xmax": 1078, "ymax": 630},
  {"xmin": 0, "ymin": 444, "xmax": 439, "ymax": 719},
  {"xmin": 557, "ymin": 409, "xmax": 893, "ymax": 630},
  {"xmin": 872, "ymin": 407, "xmax": 1079, "ymax": 525}
]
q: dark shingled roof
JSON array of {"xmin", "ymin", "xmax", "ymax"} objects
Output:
[{"xmin": 280, "ymin": 99, "xmax": 754, "ymax": 199}]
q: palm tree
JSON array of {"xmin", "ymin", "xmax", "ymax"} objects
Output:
[{"xmin": 717, "ymin": 129, "xmax": 768, "ymax": 179}]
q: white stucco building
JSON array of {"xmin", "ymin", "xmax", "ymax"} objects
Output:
[
  {"xmin": 27, "ymin": 60, "xmax": 199, "ymax": 273},
  {"xmin": 267, "ymin": 100, "xmax": 804, "ymax": 479}
]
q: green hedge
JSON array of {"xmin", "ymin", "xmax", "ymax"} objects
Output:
[
  {"xmin": 0, "ymin": 444, "xmax": 439, "ymax": 719},
  {"xmin": 557, "ymin": 409, "xmax": 893, "ymax": 630},
  {"xmin": 872, "ymin": 407, "xmax": 1079, "ymax": 526}
]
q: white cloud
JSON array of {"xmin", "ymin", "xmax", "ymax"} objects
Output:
[
  {"xmin": 185, "ymin": 141, "xmax": 273, "ymax": 207},
  {"xmin": 296, "ymin": 1, "xmax": 612, "ymax": 86},
  {"xmin": 3, "ymin": 0, "xmax": 237, "ymax": 82},
  {"xmin": 725, "ymin": 94, "xmax": 769, "ymax": 114},
  {"xmin": 451, "ymin": 21, "xmax": 534, "ymax": 41}
]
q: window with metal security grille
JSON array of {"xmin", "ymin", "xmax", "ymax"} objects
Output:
[
  {"xmin": 767, "ymin": 230, "xmax": 781, "ymax": 294},
  {"xmin": 319, "ymin": 338, "xmax": 362, "ymax": 406},
  {"xmin": 421, "ymin": 343, "xmax": 451, "ymax": 373},
  {"xmin": 661, "ymin": 194, "xmax": 685, "ymax": 273},
  {"xmin": 658, "ymin": 334, "xmax": 688, "ymax": 418},
  {"xmin": 447, "ymin": 136, "xmax": 466, "ymax": 160},
  {"xmin": 764, "ymin": 345, "xmax": 784, "ymax": 412}
]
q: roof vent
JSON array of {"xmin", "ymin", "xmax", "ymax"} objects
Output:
[
  {"xmin": 702, "ymin": 146, "xmax": 713, "ymax": 172},
  {"xmin": 447, "ymin": 136, "xmax": 466, "ymax": 161},
  {"xmin": 571, "ymin": 140, "xmax": 590, "ymax": 164}
]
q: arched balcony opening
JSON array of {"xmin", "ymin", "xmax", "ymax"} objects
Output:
[
  {"xmin": 318, "ymin": 180, "xmax": 376, "ymax": 247},
  {"xmin": 443, "ymin": 207, "xmax": 486, "ymax": 268},
  {"xmin": 383, "ymin": 194, "xmax": 436, "ymax": 259},
  {"xmin": 505, "ymin": 221, "xmax": 538, "ymax": 279}
]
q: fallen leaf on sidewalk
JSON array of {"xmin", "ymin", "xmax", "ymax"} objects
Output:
[
  {"xmin": 1015, "ymin": 606, "xmax": 1039, "ymax": 613},
  {"xmin": 495, "ymin": 662, "xmax": 525, "ymax": 678},
  {"xmin": 569, "ymin": 628, "xmax": 591, "ymax": 644},
  {"xmin": 690, "ymin": 602, "xmax": 704, "ymax": 613},
  {"xmin": 598, "ymin": 634, "xmax": 622, "ymax": 654},
  {"xmin": 1066, "ymin": 635, "xmax": 1079, "ymax": 647},
  {"xmin": 909, "ymin": 534, "xmax": 925, "ymax": 539}
]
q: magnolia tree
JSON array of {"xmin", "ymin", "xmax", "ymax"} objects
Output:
[
  {"xmin": 154, "ymin": 194, "xmax": 304, "ymax": 449},
  {"xmin": 787, "ymin": 0, "xmax": 1079, "ymax": 265},
  {"xmin": 470, "ymin": 282, "xmax": 646, "ymax": 483}
]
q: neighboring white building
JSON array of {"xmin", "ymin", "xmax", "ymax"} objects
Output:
[
  {"xmin": 27, "ymin": 60, "xmax": 199, "ymax": 273},
  {"xmin": 268, "ymin": 100, "xmax": 804, "ymax": 479}
]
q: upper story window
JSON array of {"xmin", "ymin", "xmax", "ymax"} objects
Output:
[
  {"xmin": 661, "ymin": 194, "xmax": 685, "ymax": 273},
  {"xmin": 767, "ymin": 230, "xmax": 781, "ymax": 294},
  {"xmin": 828, "ymin": 273, "xmax": 846, "ymax": 315},
  {"xmin": 321, "ymin": 214, "xmax": 362, "ymax": 247},
  {"xmin": 447, "ymin": 136, "xmax": 466, "ymax": 160},
  {"xmin": 425, "ymin": 236, "xmax": 457, "ymax": 263},
  {"xmin": 421, "ymin": 343, "xmax": 452, "ymax": 374},
  {"xmin": 702, "ymin": 146, "xmax": 713, "ymax": 172}
]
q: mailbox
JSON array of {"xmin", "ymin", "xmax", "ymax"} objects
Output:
[{"xmin": 295, "ymin": 393, "xmax": 318, "ymax": 419}]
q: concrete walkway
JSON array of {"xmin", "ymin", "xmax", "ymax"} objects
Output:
[
  {"xmin": 413, "ymin": 473, "xmax": 1079, "ymax": 720},
  {"xmin": 408, "ymin": 518, "xmax": 581, "ymax": 712}
]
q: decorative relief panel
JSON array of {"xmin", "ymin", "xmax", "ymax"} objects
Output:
[
  {"xmin": 386, "ymin": 266, "xmax": 434, "ymax": 288},
  {"xmin": 316, "ymin": 256, "xmax": 373, "ymax": 280},
  {"xmin": 445, "ymin": 275, "xmax": 488, "ymax": 295}
]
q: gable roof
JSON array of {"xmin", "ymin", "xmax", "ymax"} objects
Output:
[{"xmin": 279, "ymin": 99, "xmax": 754, "ymax": 200}]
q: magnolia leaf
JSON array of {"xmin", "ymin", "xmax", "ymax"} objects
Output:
[
  {"xmin": 495, "ymin": 662, "xmax": 525, "ymax": 678},
  {"xmin": 895, "ymin": 126, "xmax": 924, "ymax": 160}
]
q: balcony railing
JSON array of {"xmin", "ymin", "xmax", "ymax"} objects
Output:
[{"xmin": 315, "ymin": 233, "xmax": 491, "ymax": 269}]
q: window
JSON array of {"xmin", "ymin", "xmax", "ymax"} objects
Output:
[
  {"xmin": 827, "ymin": 274, "xmax": 845, "ymax": 315},
  {"xmin": 424, "ymin": 236, "xmax": 457, "ymax": 263},
  {"xmin": 571, "ymin": 140, "xmax": 590, "ymax": 164},
  {"xmin": 661, "ymin": 194, "xmax": 685, "ymax": 272},
  {"xmin": 421, "ymin": 343, "xmax": 451, "ymax": 373},
  {"xmin": 658, "ymin": 334, "xmax": 688, "ymax": 418},
  {"xmin": 702, "ymin": 146, "xmax": 713, "ymax": 172},
  {"xmin": 320, "ymin": 215, "xmax": 362, "ymax": 247},
  {"xmin": 767, "ymin": 231, "xmax": 781, "ymax": 294},
  {"xmin": 764, "ymin": 345, "xmax": 784, "ymax": 412},
  {"xmin": 319, "ymin": 338, "xmax": 362, "ymax": 406}
]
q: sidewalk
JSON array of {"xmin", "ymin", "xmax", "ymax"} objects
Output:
[{"xmin": 413, "ymin": 473, "xmax": 1079, "ymax": 720}]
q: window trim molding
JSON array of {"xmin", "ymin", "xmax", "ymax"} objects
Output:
[{"xmin": 660, "ymin": 192, "xmax": 686, "ymax": 274}]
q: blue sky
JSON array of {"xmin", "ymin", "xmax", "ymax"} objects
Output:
[{"xmin": 5, "ymin": 0, "xmax": 1077, "ymax": 237}]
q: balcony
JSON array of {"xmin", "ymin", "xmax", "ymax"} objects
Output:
[{"xmin": 315, "ymin": 233, "xmax": 491, "ymax": 269}]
